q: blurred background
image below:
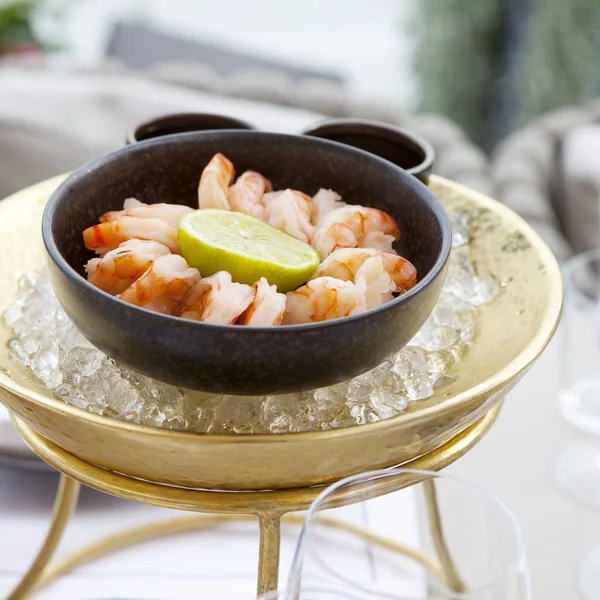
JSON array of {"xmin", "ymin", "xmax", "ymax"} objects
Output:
[
  {"xmin": 2, "ymin": 0, "xmax": 600, "ymax": 266},
  {"xmin": 2, "ymin": 3, "xmax": 600, "ymax": 599}
]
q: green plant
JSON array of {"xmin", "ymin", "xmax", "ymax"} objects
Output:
[
  {"xmin": 412, "ymin": 0, "xmax": 505, "ymax": 151},
  {"xmin": 0, "ymin": 0, "xmax": 47, "ymax": 53},
  {"xmin": 413, "ymin": 0, "xmax": 600, "ymax": 150},
  {"xmin": 517, "ymin": 0, "xmax": 600, "ymax": 125}
]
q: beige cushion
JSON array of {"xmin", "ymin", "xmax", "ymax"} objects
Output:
[
  {"xmin": 0, "ymin": 66, "xmax": 494, "ymax": 215},
  {"xmin": 0, "ymin": 119, "xmax": 104, "ymax": 199},
  {"xmin": 557, "ymin": 125, "xmax": 600, "ymax": 254},
  {"xmin": 0, "ymin": 67, "xmax": 324, "ymax": 151},
  {"xmin": 489, "ymin": 106, "xmax": 600, "ymax": 261},
  {"xmin": 0, "ymin": 67, "xmax": 324, "ymax": 199}
]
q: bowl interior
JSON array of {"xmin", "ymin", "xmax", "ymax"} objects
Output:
[
  {"xmin": 311, "ymin": 132, "xmax": 425, "ymax": 172},
  {"xmin": 302, "ymin": 121, "xmax": 433, "ymax": 176},
  {"xmin": 47, "ymin": 131, "xmax": 446, "ymax": 289}
]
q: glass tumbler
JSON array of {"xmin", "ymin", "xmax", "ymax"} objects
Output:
[
  {"xmin": 558, "ymin": 249, "xmax": 600, "ymax": 435},
  {"xmin": 555, "ymin": 249, "xmax": 600, "ymax": 597},
  {"xmin": 280, "ymin": 469, "xmax": 530, "ymax": 600}
]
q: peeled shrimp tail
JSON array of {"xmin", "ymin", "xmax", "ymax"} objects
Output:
[
  {"xmin": 354, "ymin": 256, "xmax": 395, "ymax": 309},
  {"xmin": 283, "ymin": 276, "xmax": 367, "ymax": 324},
  {"xmin": 237, "ymin": 278, "xmax": 286, "ymax": 326},
  {"xmin": 228, "ymin": 171, "xmax": 272, "ymax": 219},
  {"xmin": 198, "ymin": 153, "xmax": 235, "ymax": 210},
  {"xmin": 311, "ymin": 247, "xmax": 416, "ymax": 295},
  {"xmin": 100, "ymin": 198, "xmax": 143, "ymax": 222},
  {"xmin": 119, "ymin": 254, "xmax": 200, "ymax": 314},
  {"xmin": 85, "ymin": 239, "xmax": 172, "ymax": 295},
  {"xmin": 263, "ymin": 189, "xmax": 315, "ymax": 243},
  {"xmin": 179, "ymin": 271, "xmax": 255, "ymax": 325},
  {"xmin": 311, "ymin": 188, "xmax": 346, "ymax": 225},
  {"xmin": 85, "ymin": 258, "xmax": 101, "ymax": 277},
  {"xmin": 359, "ymin": 231, "xmax": 397, "ymax": 254},
  {"xmin": 312, "ymin": 205, "xmax": 401, "ymax": 258},
  {"xmin": 100, "ymin": 199, "xmax": 193, "ymax": 228},
  {"xmin": 83, "ymin": 216, "xmax": 180, "ymax": 254}
]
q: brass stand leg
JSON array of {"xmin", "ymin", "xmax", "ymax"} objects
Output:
[
  {"xmin": 423, "ymin": 479, "xmax": 466, "ymax": 594},
  {"xmin": 8, "ymin": 475, "xmax": 80, "ymax": 600},
  {"xmin": 257, "ymin": 514, "xmax": 282, "ymax": 596}
]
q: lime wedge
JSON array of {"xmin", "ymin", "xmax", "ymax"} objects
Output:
[{"xmin": 178, "ymin": 209, "xmax": 320, "ymax": 292}]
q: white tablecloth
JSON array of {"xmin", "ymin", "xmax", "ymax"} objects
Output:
[
  {"xmin": 2, "ymin": 337, "xmax": 599, "ymax": 599},
  {"xmin": 0, "ymin": 467, "xmax": 421, "ymax": 599}
]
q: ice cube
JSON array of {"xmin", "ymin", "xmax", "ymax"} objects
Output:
[{"xmin": 2, "ymin": 211, "xmax": 496, "ymax": 433}]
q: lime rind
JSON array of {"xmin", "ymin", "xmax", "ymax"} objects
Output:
[{"xmin": 178, "ymin": 209, "xmax": 320, "ymax": 292}]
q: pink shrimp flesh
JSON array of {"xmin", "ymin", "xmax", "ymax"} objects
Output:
[
  {"xmin": 311, "ymin": 188, "xmax": 347, "ymax": 225},
  {"xmin": 237, "ymin": 277, "xmax": 286, "ymax": 326},
  {"xmin": 83, "ymin": 216, "xmax": 180, "ymax": 255},
  {"xmin": 228, "ymin": 171, "xmax": 272, "ymax": 219},
  {"xmin": 311, "ymin": 205, "xmax": 401, "ymax": 258},
  {"xmin": 360, "ymin": 231, "xmax": 397, "ymax": 254},
  {"xmin": 198, "ymin": 153, "xmax": 235, "ymax": 210},
  {"xmin": 178, "ymin": 271, "xmax": 255, "ymax": 324},
  {"xmin": 100, "ymin": 198, "xmax": 193, "ymax": 228},
  {"xmin": 353, "ymin": 256, "xmax": 395, "ymax": 309},
  {"xmin": 282, "ymin": 276, "xmax": 367, "ymax": 324},
  {"xmin": 311, "ymin": 247, "xmax": 416, "ymax": 292},
  {"xmin": 85, "ymin": 239, "xmax": 171, "ymax": 295},
  {"xmin": 119, "ymin": 254, "xmax": 200, "ymax": 314},
  {"xmin": 263, "ymin": 189, "xmax": 315, "ymax": 243}
]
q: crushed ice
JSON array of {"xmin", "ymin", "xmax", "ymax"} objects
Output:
[{"xmin": 2, "ymin": 213, "xmax": 499, "ymax": 433}]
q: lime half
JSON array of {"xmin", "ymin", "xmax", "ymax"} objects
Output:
[{"xmin": 178, "ymin": 209, "xmax": 320, "ymax": 292}]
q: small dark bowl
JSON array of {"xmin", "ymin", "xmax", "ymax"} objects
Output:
[
  {"xmin": 42, "ymin": 131, "xmax": 450, "ymax": 395},
  {"xmin": 126, "ymin": 112, "xmax": 254, "ymax": 144},
  {"xmin": 302, "ymin": 118, "xmax": 435, "ymax": 183}
]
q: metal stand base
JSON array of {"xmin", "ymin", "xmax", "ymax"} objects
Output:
[{"xmin": 8, "ymin": 405, "xmax": 500, "ymax": 599}]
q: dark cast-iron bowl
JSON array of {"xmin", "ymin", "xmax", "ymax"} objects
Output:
[{"xmin": 42, "ymin": 130, "xmax": 451, "ymax": 395}]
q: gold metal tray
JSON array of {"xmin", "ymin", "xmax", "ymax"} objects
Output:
[{"xmin": 0, "ymin": 175, "xmax": 562, "ymax": 491}]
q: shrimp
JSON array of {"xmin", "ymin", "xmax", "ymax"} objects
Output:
[
  {"xmin": 237, "ymin": 278, "xmax": 286, "ymax": 326},
  {"xmin": 354, "ymin": 257, "xmax": 395, "ymax": 309},
  {"xmin": 83, "ymin": 216, "xmax": 180, "ymax": 255},
  {"xmin": 311, "ymin": 248, "xmax": 417, "ymax": 293},
  {"xmin": 263, "ymin": 189, "xmax": 314, "ymax": 243},
  {"xmin": 198, "ymin": 153, "xmax": 235, "ymax": 210},
  {"xmin": 119, "ymin": 254, "xmax": 200, "ymax": 314},
  {"xmin": 100, "ymin": 198, "xmax": 193, "ymax": 228},
  {"xmin": 311, "ymin": 205, "xmax": 401, "ymax": 258},
  {"xmin": 360, "ymin": 231, "xmax": 397, "ymax": 254},
  {"xmin": 311, "ymin": 188, "xmax": 346, "ymax": 225},
  {"xmin": 228, "ymin": 171, "xmax": 272, "ymax": 219},
  {"xmin": 178, "ymin": 271, "xmax": 254, "ymax": 325},
  {"xmin": 85, "ymin": 239, "xmax": 171, "ymax": 295},
  {"xmin": 282, "ymin": 276, "xmax": 367, "ymax": 324}
]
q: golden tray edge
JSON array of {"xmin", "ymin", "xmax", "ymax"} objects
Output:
[{"xmin": 0, "ymin": 175, "xmax": 562, "ymax": 490}]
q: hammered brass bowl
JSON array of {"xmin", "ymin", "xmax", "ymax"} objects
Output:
[{"xmin": 0, "ymin": 175, "xmax": 562, "ymax": 490}]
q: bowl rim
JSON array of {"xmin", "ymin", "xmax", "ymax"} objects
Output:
[
  {"xmin": 42, "ymin": 130, "xmax": 452, "ymax": 334},
  {"xmin": 301, "ymin": 117, "xmax": 435, "ymax": 177},
  {"xmin": 0, "ymin": 174, "xmax": 562, "ymax": 444},
  {"xmin": 126, "ymin": 112, "xmax": 256, "ymax": 145}
]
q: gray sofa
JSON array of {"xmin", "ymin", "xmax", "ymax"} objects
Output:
[
  {"xmin": 0, "ymin": 66, "xmax": 492, "ymax": 201},
  {"xmin": 6, "ymin": 65, "xmax": 592, "ymax": 264},
  {"xmin": 492, "ymin": 100, "xmax": 600, "ymax": 262}
]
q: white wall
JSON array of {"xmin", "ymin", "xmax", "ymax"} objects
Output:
[{"xmin": 58, "ymin": 0, "xmax": 418, "ymax": 108}]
